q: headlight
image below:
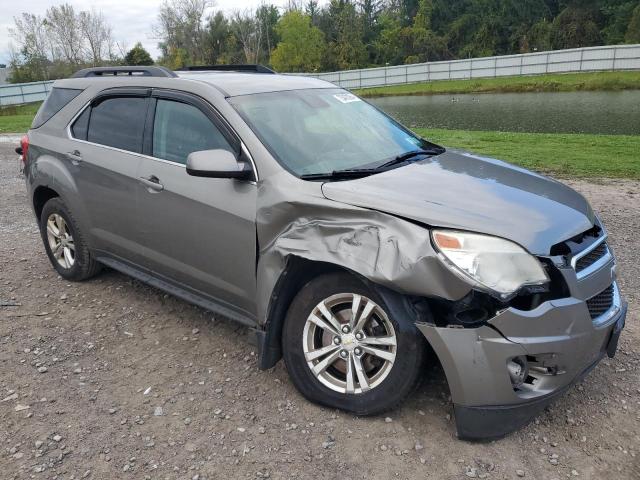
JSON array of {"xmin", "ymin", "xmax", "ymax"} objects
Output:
[{"xmin": 432, "ymin": 230, "xmax": 549, "ymax": 299}]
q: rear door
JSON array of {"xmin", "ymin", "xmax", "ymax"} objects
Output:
[
  {"xmin": 69, "ymin": 89, "xmax": 150, "ymax": 261},
  {"xmin": 135, "ymin": 90, "xmax": 257, "ymax": 317}
]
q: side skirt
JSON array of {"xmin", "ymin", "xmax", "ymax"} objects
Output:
[{"xmin": 96, "ymin": 255, "xmax": 257, "ymax": 328}]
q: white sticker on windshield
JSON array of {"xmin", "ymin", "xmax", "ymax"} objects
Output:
[{"xmin": 333, "ymin": 93, "xmax": 361, "ymax": 104}]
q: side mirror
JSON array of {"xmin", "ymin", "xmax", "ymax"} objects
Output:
[{"xmin": 186, "ymin": 149, "xmax": 252, "ymax": 180}]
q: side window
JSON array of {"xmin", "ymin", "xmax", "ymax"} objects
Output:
[
  {"xmin": 87, "ymin": 96, "xmax": 147, "ymax": 153},
  {"xmin": 152, "ymin": 99, "xmax": 233, "ymax": 165},
  {"xmin": 32, "ymin": 87, "xmax": 82, "ymax": 129},
  {"xmin": 71, "ymin": 107, "xmax": 90, "ymax": 140}
]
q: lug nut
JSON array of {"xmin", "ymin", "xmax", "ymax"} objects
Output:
[
  {"xmin": 354, "ymin": 347, "xmax": 362, "ymax": 356},
  {"xmin": 341, "ymin": 325, "xmax": 350, "ymax": 334},
  {"xmin": 355, "ymin": 332, "xmax": 364, "ymax": 340},
  {"xmin": 333, "ymin": 336, "xmax": 341, "ymax": 345},
  {"xmin": 340, "ymin": 350, "xmax": 348, "ymax": 358}
]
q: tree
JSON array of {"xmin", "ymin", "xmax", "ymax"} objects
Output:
[
  {"xmin": 45, "ymin": 4, "xmax": 84, "ymax": 65},
  {"xmin": 230, "ymin": 10, "xmax": 263, "ymax": 64},
  {"xmin": 327, "ymin": 0, "xmax": 368, "ymax": 70},
  {"xmin": 205, "ymin": 11, "xmax": 230, "ymax": 64},
  {"xmin": 79, "ymin": 9, "xmax": 114, "ymax": 65},
  {"xmin": 626, "ymin": 3, "xmax": 640, "ymax": 43},
  {"xmin": 8, "ymin": 13, "xmax": 51, "ymax": 81},
  {"xmin": 271, "ymin": 11, "xmax": 325, "ymax": 72},
  {"xmin": 256, "ymin": 4, "xmax": 280, "ymax": 60},
  {"xmin": 8, "ymin": 4, "xmax": 122, "ymax": 82},
  {"xmin": 155, "ymin": 0, "xmax": 210, "ymax": 66},
  {"xmin": 550, "ymin": 5, "xmax": 602, "ymax": 49},
  {"xmin": 125, "ymin": 42, "xmax": 154, "ymax": 65}
]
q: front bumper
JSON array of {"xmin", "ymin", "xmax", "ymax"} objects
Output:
[{"xmin": 417, "ymin": 281, "xmax": 627, "ymax": 441}]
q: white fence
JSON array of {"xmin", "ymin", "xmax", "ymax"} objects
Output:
[
  {"xmin": 1, "ymin": 44, "xmax": 639, "ymax": 106},
  {"xmin": 303, "ymin": 44, "xmax": 640, "ymax": 89},
  {"xmin": 0, "ymin": 80, "xmax": 53, "ymax": 107}
]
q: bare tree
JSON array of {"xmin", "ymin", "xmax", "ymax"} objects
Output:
[
  {"xmin": 79, "ymin": 9, "xmax": 114, "ymax": 65},
  {"xmin": 230, "ymin": 10, "xmax": 263, "ymax": 64},
  {"xmin": 8, "ymin": 13, "xmax": 51, "ymax": 79},
  {"xmin": 45, "ymin": 4, "xmax": 84, "ymax": 65}
]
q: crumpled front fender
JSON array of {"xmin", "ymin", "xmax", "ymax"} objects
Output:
[{"xmin": 255, "ymin": 175, "xmax": 472, "ymax": 326}]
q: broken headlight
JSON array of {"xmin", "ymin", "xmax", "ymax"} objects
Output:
[{"xmin": 432, "ymin": 230, "xmax": 549, "ymax": 300}]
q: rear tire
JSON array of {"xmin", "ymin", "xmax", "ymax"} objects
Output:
[
  {"xmin": 282, "ymin": 272, "xmax": 424, "ymax": 415},
  {"xmin": 39, "ymin": 197, "xmax": 100, "ymax": 281}
]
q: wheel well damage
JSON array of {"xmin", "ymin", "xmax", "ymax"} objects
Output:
[{"xmin": 33, "ymin": 186, "xmax": 59, "ymax": 221}]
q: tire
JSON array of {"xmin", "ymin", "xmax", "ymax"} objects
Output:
[
  {"xmin": 39, "ymin": 197, "xmax": 101, "ymax": 281},
  {"xmin": 282, "ymin": 272, "xmax": 425, "ymax": 415}
]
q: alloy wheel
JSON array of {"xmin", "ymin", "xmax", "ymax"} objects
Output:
[
  {"xmin": 46, "ymin": 213, "xmax": 75, "ymax": 269},
  {"xmin": 302, "ymin": 293, "xmax": 397, "ymax": 394}
]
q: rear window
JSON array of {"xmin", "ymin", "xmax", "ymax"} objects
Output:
[
  {"xmin": 32, "ymin": 87, "xmax": 82, "ymax": 128},
  {"xmin": 87, "ymin": 96, "xmax": 147, "ymax": 153}
]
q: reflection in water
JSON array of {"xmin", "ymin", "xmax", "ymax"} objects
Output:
[{"xmin": 370, "ymin": 90, "xmax": 640, "ymax": 135}]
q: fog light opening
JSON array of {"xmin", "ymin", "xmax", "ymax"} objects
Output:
[{"xmin": 507, "ymin": 356, "xmax": 529, "ymax": 389}]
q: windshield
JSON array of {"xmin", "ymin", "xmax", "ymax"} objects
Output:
[{"xmin": 229, "ymin": 88, "xmax": 440, "ymax": 177}]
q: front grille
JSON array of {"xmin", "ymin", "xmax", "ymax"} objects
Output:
[
  {"xmin": 575, "ymin": 241, "xmax": 608, "ymax": 273},
  {"xmin": 586, "ymin": 284, "xmax": 614, "ymax": 319}
]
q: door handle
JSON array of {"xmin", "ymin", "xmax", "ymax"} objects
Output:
[
  {"xmin": 66, "ymin": 150, "xmax": 83, "ymax": 164},
  {"xmin": 139, "ymin": 175, "xmax": 164, "ymax": 192}
]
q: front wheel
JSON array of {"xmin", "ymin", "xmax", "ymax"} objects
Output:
[{"xmin": 282, "ymin": 273, "xmax": 425, "ymax": 415}]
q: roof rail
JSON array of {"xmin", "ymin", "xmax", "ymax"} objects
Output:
[
  {"xmin": 71, "ymin": 66, "xmax": 178, "ymax": 78},
  {"xmin": 177, "ymin": 64, "xmax": 276, "ymax": 74}
]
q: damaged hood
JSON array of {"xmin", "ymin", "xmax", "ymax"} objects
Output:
[{"xmin": 321, "ymin": 150, "xmax": 594, "ymax": 255}]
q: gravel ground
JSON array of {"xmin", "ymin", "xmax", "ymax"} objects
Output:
[{"xmin": 1, "ymin": 141, "xmax": 638, "ymax": 480}]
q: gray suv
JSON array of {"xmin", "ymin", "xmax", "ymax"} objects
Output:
[{"xmin": 21, "ymin": 65, "xmax": 626, "ymax": 440}]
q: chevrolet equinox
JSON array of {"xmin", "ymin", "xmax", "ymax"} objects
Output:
[{"xmin": 19, "ymin": 65, "xmax": 626, "ymax": 440}]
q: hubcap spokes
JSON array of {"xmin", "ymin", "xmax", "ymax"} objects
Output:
[
  {"xmin": 46, "ymin": 213, "xmax": 75, "ymax": 269},
  {"xmin": 303, "ymin": 293, "xmax": 397, "ymax": 395}
]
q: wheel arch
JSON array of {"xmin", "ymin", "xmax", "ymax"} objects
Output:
[
  {"xmin": 257, "ymin": 257, "xmax": 363, "ymax": 369},
  {"xmin": 256, "ymin": 255, "xmax": 433, "ymax": 370},
  {"xmin": 33, "ymin": 185, "xmax": 60, "ymax": 221}
]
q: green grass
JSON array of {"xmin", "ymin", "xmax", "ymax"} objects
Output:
[
  {"xmin": 0, "ymin": 102, "xmax": 41, "ymax": 134},
  {"xmin": 356, "ymin": 71, "xmax": 640, "ymax": 97},
  {"xmin": 415, "ymin": 128, "xmax": 640, "ymax": 179}
]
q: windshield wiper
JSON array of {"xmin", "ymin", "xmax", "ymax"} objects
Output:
[
  {"xmin": 299, "ymin": 148, "xmax": 446, "ymax": 181},
  {"xmin": 300, "ymin": 168, "xmax": 378, "ymax": 181},
  {"xmin": 374, "ymin": 148, "xmax": 444, "ymax": 170}
]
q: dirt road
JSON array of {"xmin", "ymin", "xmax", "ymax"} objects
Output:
[{"xmin": 1, "ymin": 141, "xmax": 638, "ymax": 479}]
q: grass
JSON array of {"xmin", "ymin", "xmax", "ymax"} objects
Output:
[
  {"xmin": 356, "ymin": 71, "xmax": 640, "ymax": 97},
  {"xmin": 0, "ymin": 102, "xmax": 41, "ymax": 134},
  {"xmin": 415, "ymin": 128, "xmax": 640, "ymax": 179}
]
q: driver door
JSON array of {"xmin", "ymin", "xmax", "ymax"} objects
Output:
[{"xmin": 135, "ymin": 90, "xmax": 257, "ymax": 318}]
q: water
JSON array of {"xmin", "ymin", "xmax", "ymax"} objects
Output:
[{"xmin": 369, "ymin": 90, "xmax": 640, "ymax": 135}]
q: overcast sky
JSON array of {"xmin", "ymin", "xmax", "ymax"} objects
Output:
[{"xmin": 0, "ymin": 0, "xmax": 292, "ymax": 65}]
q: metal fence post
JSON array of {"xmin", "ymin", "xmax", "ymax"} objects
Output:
[
  {"xmin": 545, "ymin": 52, "xmax": 550, "ymax": 74},
  {"xmin": 520, "ymin": 54, "xmax": 524, "ymax": 75},
  {"xmin": 579, "ymin": 48, "xmax": 584, "ymax": 72},
  {"xmin": 19, "ymin": 85, "xmax": 25, "ymax": 104},
  {"xmin": 612, "ymin": 45, "xmax": 617, "ymax": 70}
]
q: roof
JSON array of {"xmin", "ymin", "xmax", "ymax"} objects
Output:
[{"xmin": 175, "ymin": 71, "xmax": 335, "ymax": 97}]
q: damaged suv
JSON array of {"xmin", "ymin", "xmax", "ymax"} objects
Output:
[{"xmin": 21, "ymin": 65, "xmax": 626, "ymax": 440}]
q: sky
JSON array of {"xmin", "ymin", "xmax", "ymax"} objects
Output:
[{"xmin": 0, "ymin": 0, "xmax": 291, "ymax": 65}]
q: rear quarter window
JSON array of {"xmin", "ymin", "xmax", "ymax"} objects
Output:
[{"xmin": 32, "ymin": 87, "xmax": 83, "ymax": 129}]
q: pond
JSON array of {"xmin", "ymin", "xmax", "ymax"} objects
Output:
[{"xmin": 369, "ymin": 90, "xmax": 640, "ymax": 135}]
